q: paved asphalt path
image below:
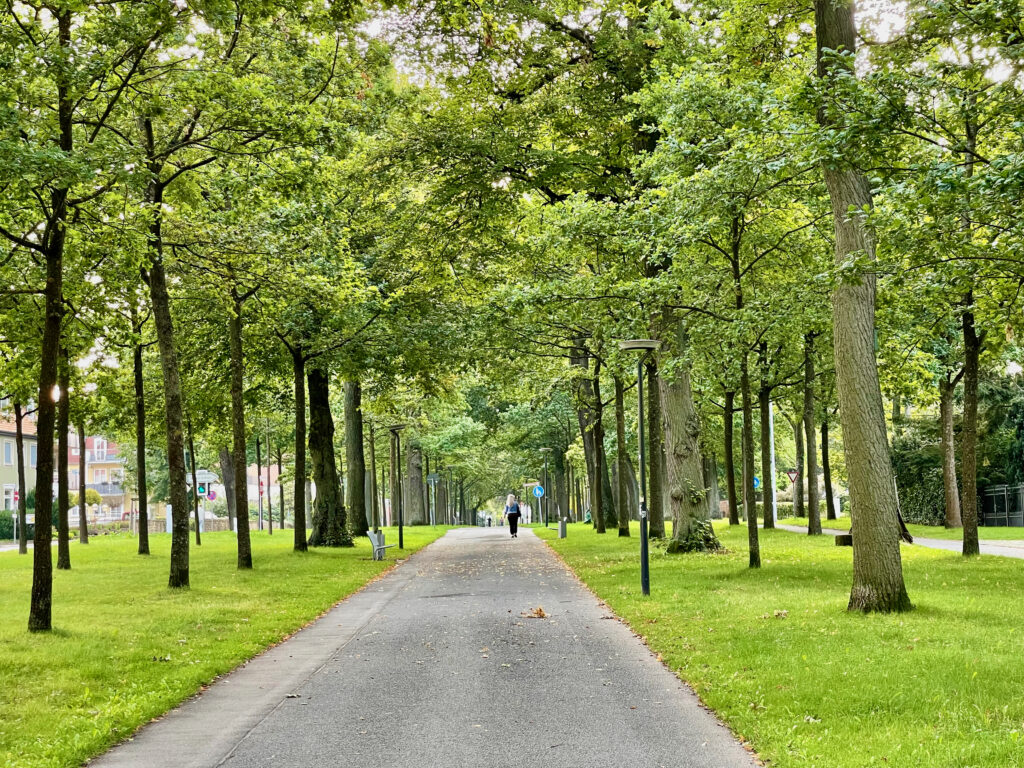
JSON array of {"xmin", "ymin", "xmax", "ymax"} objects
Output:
[
  {"xmin": 777, "ymin": 524, "xmax": 1024, "ymax": 559},
  {"xmin": 90, "ymin": 527, "xmax": 757, "ymax": 768}
]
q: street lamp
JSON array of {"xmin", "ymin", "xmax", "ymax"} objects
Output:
[
  {"xmin": 539, "ymin": 447, "xmax": 551, "ymax": 526},
  {"xmin": 389, "ymin": 424, "xmax": 407, "ymax": 548},
  {"xmin": 618, "ymin": 339, "xmax": 662, "ymax": 596}
]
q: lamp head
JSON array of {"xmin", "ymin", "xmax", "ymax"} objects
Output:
[{"xmin": 618, "ymin": 339, "xmax": 661, "ymax": 352}]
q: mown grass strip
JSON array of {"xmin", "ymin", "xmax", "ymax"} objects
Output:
[
  {"xmin": 777, "ymin": 516, "xmax": 1024, "ymax": 542},
  {"xmin": 538, "ymin": 522, "xmax": 1024, "ymax": 768},
  {"xmin": 0, "ymin": 527, "xmax": 448, "ymax": 768}
]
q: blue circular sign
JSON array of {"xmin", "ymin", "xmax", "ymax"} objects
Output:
[
  {"xmin": 533, "ymin": 486, "xmax": 544, "ymax": 498},
  {"xmin": 753, "ymin": 477, "xmax": 760, "ymax": 489}
]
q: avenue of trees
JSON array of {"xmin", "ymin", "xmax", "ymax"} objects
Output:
[{"xmin": 2, "ymin": 0, "xmax": 1023, "ymax": 629}]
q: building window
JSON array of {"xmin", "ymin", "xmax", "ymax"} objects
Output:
[
  {"xmin": 94, "ymin": 468, "xmax": 107, "ymax": 484},
  {"xmin": 3, "ymin": 486, "xmax": 13, "ymax": 511},
  {"xmin": 70, "ymin": 469, "xmax": 79, "ymax": 491},
  {"xmin": 3, "ymin": 441, "xmax": 12, "ymax": 466},
  {"xmin": 29, "ymin": 444, "xmax": 37, "ymax": 468},
  {"xmin": 94, "ymin": 439, "xmax": 107, "ymax": 461},
  {"xmin": 110, "ymin": 469, "xmax": 123, "ymax": 484}
]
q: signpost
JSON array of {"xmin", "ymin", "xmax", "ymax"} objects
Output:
[
  {"xmin": 753, "ymin": 476, "xmax": 760, "ymax": 490},
  {"xmin": 533, "ymin": 485, "xmax": 544, "ymax": 498},
  {"xmin": 207, "ymin": 490, "xmax": 217, "ymax": 501},
  {"xmin": 787, "ymin": 469, "xmax": 798, "ymax": 484}
]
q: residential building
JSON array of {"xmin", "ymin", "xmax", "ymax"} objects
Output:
[{"xmin": 0, "ymin": 409, "xmax": 38, "ymax": 515}]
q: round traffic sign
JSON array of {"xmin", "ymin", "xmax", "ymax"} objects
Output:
[
  {"xmin": 753, "ymin": 476, "xmax": 760, "ymax": 489},
  {"xmin": 207, "ymin": 490, "xmax": 217, "ymax": 501},
  {"xmin": 533, "ymin": 485, "xmax": 544, "ymax": 498}
]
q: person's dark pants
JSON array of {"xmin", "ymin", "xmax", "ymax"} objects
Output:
[{"xmin": 509, "ymin": 514, "xmax": 519, "ymax": 536}]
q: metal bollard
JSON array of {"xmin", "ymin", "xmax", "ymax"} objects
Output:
[{"xmin": 558, "ymin": 518, "xmax": 567, "ymax": 538}]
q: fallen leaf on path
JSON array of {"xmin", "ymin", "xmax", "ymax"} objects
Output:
[{"xmin": 522, "ymin": 607, "xmax": 547, "ymax": 618}]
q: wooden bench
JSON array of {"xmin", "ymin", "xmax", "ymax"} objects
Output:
[{"xmin": 369, "ymin": 530, "xmax": 395, "ymax": 561}]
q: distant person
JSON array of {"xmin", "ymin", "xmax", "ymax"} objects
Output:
[{"xmin": 505, "ymin": 493, "xmax": 521, "ymax": 538}]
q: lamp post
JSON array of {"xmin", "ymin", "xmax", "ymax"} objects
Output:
[
  {"xmin": 539, "ymin": 447, "xmax": 551, "ymax": 526},
  {"xmin": 389, "ymin": 424, "xmax": 407, "ymax": 548},
  {"xmin": 618, "ymin": 339, "xmax": 661, "ymax": 596}
]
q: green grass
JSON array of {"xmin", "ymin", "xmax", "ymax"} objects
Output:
[
  {"xmin": 537, "ymin": 522, "xmax": 1024, "ymax": 768},
  {"xmin": 777, "ymin": 516, "xmax": 1024, "ymax": 541},
  {"xmin": 0, "ymin": 526, "xmax": 449, "ymax": 768}
]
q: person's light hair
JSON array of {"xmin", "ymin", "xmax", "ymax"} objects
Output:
[{"xmin": 506, "ymin": 493, "xmax": 516, "ymax": 507}]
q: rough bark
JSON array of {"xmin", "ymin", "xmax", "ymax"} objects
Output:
[
  {"xmin": 758, "ymin": 381, "xmax": 775, "ymax": 529},
  {"xmin": 815, "ymin": 0, "xmax": 910, "ymax": 612},
  {"xmin": 57, "ymin": 350, "xmax": 70, "ymax": 570},
  {"xmin": 703, "ymin": 454, "xmax": 721, "ymax": 518},
  {"xmin": 278, "ymin": 448, "xmax": 285, "ymax": 531},
  {"xmin": 961, "ymin": 303, "xmax": 981, "ymax": 555},
  {"xmin": 662, "ymin": 325, "xmax": 719, "ymax": 553},
  {"xmin": 805, "ymin": 334, "xmax": 822, "ymax": 535},
  {"xmin": 78, "ymin": 420, "xmax": 88, "ymax": 544},
  {"xmin": 939, "ymin": 376, "xmax": 962, "ymax": 529},
  {"xmin": 29, "ymin": 6, "xmax": 71, "ymax": 632},
  {"xmin": 554, "ymin": 448, "xmax": 569, "ymax": 524},
  {"xmin": 133, "ymin": 334, "xmax": 149, "ymax": 555},
  {"xmin": 740, "ymin": 354, "xmax": 760, "ymax": 567},
  {"xmin": 228, "ymin": 298, "xmax": 252, "ymax": 569},
  {"xmin": 724, "ymin": 390, "xmax": 739, "ymax": 525},
  {"xmin": 146, "ymin": 180, "xmax": 190, "ymax": 589},
  {"xmin": 407, "ymin": 443, "xmax": 425, "ymax": 525},
  {"xmin": 345, "ymin": 382, "xmax": 368, "ymax": 536},
  {"xmin": 14, "ymin": 403, "xmax": 28, "ymax": 555},
  {"xmin": 290, "ymin": 347, "xmax": 307, "ymax": 551},
  {"xmin": 822, "ymin": 418, "xmax": 838, "ymax": 520},
  {"xmin": 646, "ymin": 359, "xmax": 666, "ymax": 537},
  {"xmin": 614, "ymin": 376, "xmax": 630, "ymax": 536},
  {"xmin": 306, "ymin": 368, "xmax": 351, "ymax": 546}
]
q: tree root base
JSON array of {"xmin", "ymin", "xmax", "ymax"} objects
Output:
[{"xmin": 665, "ymin": 520, "xmax": 721, "ymax": 554}]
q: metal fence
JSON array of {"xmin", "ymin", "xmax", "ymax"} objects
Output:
[{"xmin": 980, "ymin": 485, "xmax": 1024, "ymax": 527}]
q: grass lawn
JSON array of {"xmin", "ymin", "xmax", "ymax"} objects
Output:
[
  {"xmin": 0, "ymin": 526, "xmax": 449, "ymax": 768},
  {"xmin": 537, "ymin": 522, "xmax": 1024, "ymax": 768},
  {"xmin": 777, "ymin": 516, "xmax": 1024, "ymax": 541}
]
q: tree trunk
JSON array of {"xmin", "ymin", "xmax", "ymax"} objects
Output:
[
  {"xmin": 389, "ymin": 430, "xmax": 399, "ymax": 527},
  {"xmin": 278, "ymin": 448, "xmax": 285, "ymax": 531},
  {"xmin": 962, "ymin": 302, "xmax": 981, "ymax": 555},
  {"xmin": 758, "ymin": 382, "xmax": 775, "ymax": 530},
  {"xmin": 256, "ymin": 435, "xmax": 262, "ymax": 531},
  {"xmin": 939, "ymin": 377, "xmax": 962, "ymax": 529},
  {"xmin": 290, "ymin": 347, "xmax": 307, "ymax": 551},
  {"xmin": 228, "ymin": 297, "xmax": 252, "ymax": 569},
  {"xmin": 265, "ymin": 427, "xmax": 273, "ymax": 536},
  {"xmin": 146, "ymin": 180, "xmax": 190, "ymax": 589},
  {"xmin": 614, "ymin": 376, "xmax": 630, "ymax": 536},
  {"xmin": 740, "ymin": 354, "xmax": 760, "ymax": 567},
  {"xmin": 368, "ymin": 426, "xmax": 380, "ymax": 531},
  {"xmin": 407, "ymin": 443, "xmax": 425, "ymax": 525},
  {"xmin": 822, "ymin": 418, "xmax": 838, "ymax": 520},
  {"xmin": 646, "ymin": 359, "xmax": 666, "ymax": 537},
  {"xmin": 306, "ymin": 367, "xmax": 350, "ymax": 546},
  {"xmin": 14, "ymin": 403, "xmax": 28, "ymax": 555},
  {"xmin": 78, "ymin": 420, "xmax": 88, "ymax": 544},
  {"xmin": 554, "ymin": 448, "xmax": 569, "ymax": 524},
  {"xmin": 815, "ymin": 0, "xmax": 910, "ymax": 612},
  {"xmin": 345, "ymin": 382, "xmax": 367, "ymax": 536},
  {"xmin": 703, "ymin": 454, "xmax": 721, "ymax": 518},
  {"xmin": 29, "ymin": 6, "xmax": 71, "ymax": 632},
  {"xmin": 805, "ymin": 334, "xmax": 822, "ymax": 535},
  {"xmin": 723, "ymin": 390, "xmax": 739, "ymax": 525},
  {"xmin": 219, "ymin": 446, "xmax": 235, "ymax": 531},
  {"xmin": 57, "ymin": 349, "xmax": 70, "ymax": 570},
  {"xmin": 661, "ymin": 323, "xmax": 718, "ymax": 553},
  {"xmin": 188, "ymin": 416, "xmax": 201, "ymax": 546},
  {"xmin": 573, "ymin": 345, "xmax": 605, "ymax": 532},
  {"xmin": 793, "ymin": 408, "xmax": 805, "ymax": 517},
  {"xmin": 133, "ymin": 335, "xmax": 150, "ymax": 555}
]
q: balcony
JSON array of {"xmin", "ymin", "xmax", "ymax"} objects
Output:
[
  {"xmin": 88, "ymin": 482, "xmax": 125, "ymax": 497},
  {"xmin": 85, "ymin": 449, "xmax": 118, "ymax": 462}
]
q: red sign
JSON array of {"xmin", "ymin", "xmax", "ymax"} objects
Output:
[
  {"xmin": 787, "ymin": 469, "xmax": 798, "ymax": 484},
  {"xmin": 13, "ymin": 490, "xmax": 19, "ymax": 503},
  {"xmin": 259, "ymin": 479, "xmax": 264, "ymax": 497}
]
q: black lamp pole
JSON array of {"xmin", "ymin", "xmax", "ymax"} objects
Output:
[{"xmin": 619, "ymin": 340, "xmax": 661, "ymax": 597}]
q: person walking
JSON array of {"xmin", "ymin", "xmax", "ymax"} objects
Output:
[{"xmin": 505, "ymin": 493, "xmax": 521, "ymax": 538}]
